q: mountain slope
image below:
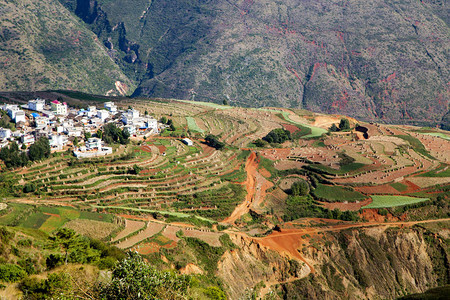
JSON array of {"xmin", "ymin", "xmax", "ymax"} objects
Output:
[
  {"xmin": 64, "ymin": 0, "xmax": 449, "ymax": 126},
  {"xmin": 0, "ymin": 0, "xmax": 133, "ymax": 95}
]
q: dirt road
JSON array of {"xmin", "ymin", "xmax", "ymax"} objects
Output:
[{"xmin": 222, "ymin": 152, "xmax": 258, "ymax": 224}]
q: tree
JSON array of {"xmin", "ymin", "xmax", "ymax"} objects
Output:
[
  {"xmin": 96, "ymin": 129, "xmax": 103, "ymax": 139},
  {"xmin": 290, "ymin": 180, "xmax": 310, "ymax": 196},
  {"xmin": 21, "ymin": 143, "xmax": 27, "ymax": 150},
  {"xmin": 329, "ymin": 123, "xmax": 338, "ymax": 132},
  {"xmin": 28, "ymin": 137, "xmax": 50, "ymax": 162},
  {"xmin": 103, "ymin": 123, "xmax": 129, "ymax": 145},
  {"xmin": 48, "ymin": 228, "xmax": 84, "ymax": 265},
  {"xmin": 253, "ymin": 139, "xmax": 267, "ymax": 147},
  {"xmin": 262, "ymin": 128, "xmax": 291, "ymax": 144},
  {"xmin": 100, "ymin": 252, "xmax": 191, "ymax": 300},
  {"xmin": 144, "ymin": 110, "xmax": 148, "ymax": 115},
  {"xmin": 84, "ymin": 131, "xmax": 91, "ymax": 140},
  {"xmin": 160, "ymin": 116, "xmax": 167, "ymax": 124},
  {"xmin": 73, "ymin": 137, "xmax": 79, "ymax": 147},
  {"xmin": 205, "ymin": 134, "xmax": 225, "ymax": 150},
  {"xmin": 222, "ymin": 99, "xmax": 228, "ymax": 105},
  {"xmin": 338, "ymin": 118, "xmax": 350, "ymax": 131}
]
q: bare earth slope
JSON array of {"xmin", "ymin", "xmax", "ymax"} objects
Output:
[{"xmin": 0, "ymin": 0, "xmax": 133, "ymax": 95}]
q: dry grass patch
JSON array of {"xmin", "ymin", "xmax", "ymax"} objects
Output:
[
  {"xmin": 63, "ymin": 219, "xmax": 119, "ymax": 240},
  {"xmin": 111, "ymin": 220, "xmax": 146, "ymax": 242}
]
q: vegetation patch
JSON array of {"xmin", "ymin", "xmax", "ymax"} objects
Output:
[
  {"xmin": 390, "ymin": 182, "xmax": 408, "ymax": 192},
  {"xmin": 395, "ymin": 135, "xmax": 434, "ymax": 159},
  {"xmin": 363, "ymin": 195, "xmax": 429, "ymax": 209},
  {"xmin": 312, "ymin": 184, "xmax": 366, "ymax": 203},
  {"xmin": 186, "ymin": 117, "xmax": 204, "ymax": 133}
]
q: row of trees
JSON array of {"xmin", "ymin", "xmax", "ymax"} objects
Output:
[{"xmin": 0, "ymin": 137, "xmax": 50, "ymax": 168}]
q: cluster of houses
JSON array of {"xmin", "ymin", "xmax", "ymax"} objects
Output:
[{"xmin": 0, "ymin": 99, "xmax": 161, "ymax": 158}]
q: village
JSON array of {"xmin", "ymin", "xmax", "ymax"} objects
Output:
[{"xmin": 0, "ymin": 99, "xmax": 162, "ymax": 158}]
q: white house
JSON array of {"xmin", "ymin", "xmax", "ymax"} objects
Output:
[
  {"xmin": 28, "ymin": 99, "xmax": 45, "ymax": 111},
  {"xmin": 21, "ymin": 134, "xmax": 35, "ymax": 145},
  {"xmin": 64, "ymin": 127, "xmax": 82, "ymax": 137},
  {"xmin": 86, "ymin": 137, "xmax": 102, "ymax": 150},
  {"xmin": 5, "ymin": 105, "xmax": 26, "ymax": 123},
  {"xmin": 124, "ymin": 125, "xmax": 136, "ymax": 135},
  {"xmin": 97, "ymin": 110, "xmax": 109, "ymax": 121},
  {"xmin": 49, "ymin": 134, "xmax": 68, "ymax": 150},
  {"xmin": 87, "ymin": 106, "xmax": 97, "ymax": 117},
  {"xmin": 51, "ymin": 100, "xmax": 68, "ymax": 115},
  {"xmin": 0, "ymin": 128, "xmax": 11, "ymax": 139},
  {"xmin": 34, "ymin": 116, "xmax": 49, "ymax": 129},
  {"xmin": 104, "ymin": 102, "xmax": 117, "ymax": 113},
  {"xmin": 182, "ymin": 138, "xmax": 194, "ymax": 146},
  {"xmin": 145, "ymin": 118, "xmax": 158, "ymax": 132},
  {"xmin": 13, "ymin": 110, "xmax": 26, "ymax": 123},
  {"xmin": 121, "ymin": 109, "xmax": 140, "ymax": 125}
]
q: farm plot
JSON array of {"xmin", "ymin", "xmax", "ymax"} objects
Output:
[
  {"xmin": 182, "ymin": 228, "xmax": 223, "ymax": 247},
  {"xmin": 363, "ymin": 195, "xmax": 429, "ymax": 209},
  {"xmin": 116, "ymin": 222, "xmax": 165, "ymax": 249},
  {"xmin": 112, "ymin": 219, "xmax": 146, "ymax": 242},
  {"xmin": 64, "ymin": 219, "xmax": 119, "ymax": 240},
  {"xmin": 186, "ymin": 116, "xmax": 205, "ymax": 133},
  {"xmin": 312, "ymin": 184, "xmax": 367, "ymax": 202}
]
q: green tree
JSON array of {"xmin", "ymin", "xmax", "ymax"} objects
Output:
[
  {"xmin": 263, "ymin": 128, "xmax": 291, "ymax": 144},
  {"xmin": 160, "ymin": 116, "xmax": 167, "ymax": 124},
  {"xmin": 338, "ymin": 118, "xmax": 350, "ymax": 131},
  {"xmin": 329, "ymin": 123, "xmax": 338, "ymax": 132},
  {"xmin": 84, "ymin": 131, "xmax": 91, "ymax": 140},
  {"xmin": 100, "ymin": 252, "xmax": 191, "ymax": 299},
  {"xmin": 103, "ymin": 123, "xmax": 129, "ymax": 145},
  {"xmin": 205, "ymin": 134, "xmax": 225, "ymax": 150},
  {"xmin": 73, "ymin": 137, "xmax": 79, "ymax": 147},
  {"xmin": 290, "ymin": 180, "xmax": 310, "ymax": 196},
  {"xmin": 48, "ymin": 228, "xmax": 83, "ymax": 265},
  {"xmin": 28, "ymin": 137, "xmax": 51, "ymax": 161},
  {"xmin": 96, "ymin": 129, "xmax": 103, "ymax": 139}
]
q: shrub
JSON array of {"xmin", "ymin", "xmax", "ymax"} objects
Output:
[
  {"xmin": 262, "ymin": 128, "xmax": 291, "ymax": 144},
  {"xmin": 0, "ymin": 264, "xmax": 27, "ymax": 282}
]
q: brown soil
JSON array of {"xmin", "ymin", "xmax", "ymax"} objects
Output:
[
  {"xmin": 223, "ymin": 152, "xmax": 258, "ymax": 224},
  {"xmin": 282, "ymin": 123, "xmax": 300, "ymax": 133},
  {"xmin": 320, "ymin": 198, "xmax": 372, "ymax": 211}
]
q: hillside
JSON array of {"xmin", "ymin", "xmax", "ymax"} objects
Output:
[
  {"xmin": 59, "ymin": 0, "xmax": 449, "ymax": 127},
  {"xmin": 0, "ymin": 0, "xmax": 133, "ymax": 95},
  {"xmin": 0, "ymin": 93, "xmax": 448, "ymax": 298}
]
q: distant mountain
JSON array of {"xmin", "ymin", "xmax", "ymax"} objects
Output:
[
  {"xmin": 0, "ymin": 0, "xmax": 133, "ymax": 95},
  {"xmin": 2, "ymin": 0, "xmax": 449, "ymax": 127}
]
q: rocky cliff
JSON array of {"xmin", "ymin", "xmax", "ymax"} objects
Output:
[{"xmin": 219, "ymin": 224, "xmax": 449, "ymax": 299}]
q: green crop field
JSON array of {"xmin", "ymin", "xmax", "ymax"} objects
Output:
[
  {"xmin": 420, "ymin": 132, "xmax": 450, "ymax": 140},
  {"xmin": 313, "ymin": 184, "xmax": 366, "ymax": 202},
  {"xmin": 186, "ymin": 116, "xmax": 204, "ymax": 133},
  {"xmin": 419, "ymin": 164, "xmax": 450, "ymax": 177},
  {"xmin": 279, "ymin": 111, "xmax": 327, "ymax": 138},
  {"xmin": 363, "ymin": 195, "xmax": 429, "ymax": 209},
  {"xmin": 178, "ymin": 100, "xmax": 231, "ymax": 110},
  {"xmin": 395, "ymin": 135, "xmax": 434, "ymax": 159},
  {"xmin": 309, "ymin": 162, "xmax": 366, "ymax": 175},
  {"xmin": 390, "ymin": 182, "xmax": 408, "ymax": 192}
]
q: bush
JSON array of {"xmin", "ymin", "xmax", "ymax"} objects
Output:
[
  {"xmin": 262, "ymin": 128, "xmax": 291, "ymax": 144},
  {"xmin": 204, "ymin": 134, "xmax": 225, "ymax": 150},
  {"xmin": 99, "ymin": 252, "xmax": 191, "ymax": 299},
  {"xmin": 0, "ymin": 264, "xmax": 27, "ymax": 282}
]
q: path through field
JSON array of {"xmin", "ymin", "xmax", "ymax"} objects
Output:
[{"xmin": 223, "ymin": 152, "xmax": 258, "ymax": 223}]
